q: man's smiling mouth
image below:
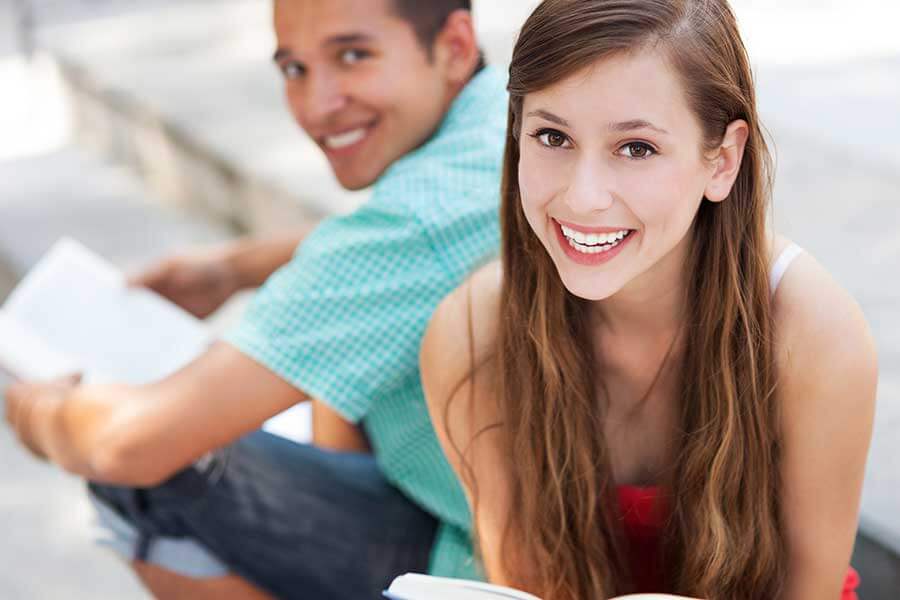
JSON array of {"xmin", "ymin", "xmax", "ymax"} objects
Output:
[{"xmin": 321, "ymin": 121, "xmax": 378, "ymax": 151}]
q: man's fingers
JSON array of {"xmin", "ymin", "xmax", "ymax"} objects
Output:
[
  {"xmin": 127, "ymin": 260, "xmax": 173, "ymax": 290},
  {"xmin": 4, "ymin": 378, "xmax": 78, "ymax": 429},
  {"xmin": 3, "ymin": 381, "xmax": 27, "ymax": 429},
  {"xmin": 3, "ymin": 382, "xmax": 21, "ymax": 424},
  {"xmin": 2, "ymin": 381, "xmax": 55, "ymax": 461},
  {"xmin": 52, "ymin": 373, "xmax": 83, "ymax": 386}
]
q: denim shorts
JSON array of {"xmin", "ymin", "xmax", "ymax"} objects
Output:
[{"xmin": 87, "ymin": 430, "xmax": 438, "ymax": 600}]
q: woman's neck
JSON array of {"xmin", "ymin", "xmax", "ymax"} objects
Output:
[{"xmin": 591, "ymin": 234, "xmax": 690, "ymax": 339}]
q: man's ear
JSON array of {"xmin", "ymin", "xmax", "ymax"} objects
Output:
[
  {"xmin": 432, "ymin": 9, "xmax": 480, "ymax": 84},
  {"xmin": 704, "ymin": 119, "xmax": 750, "ymax": 203}
]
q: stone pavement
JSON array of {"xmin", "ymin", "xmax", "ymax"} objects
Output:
[
  {"xmin": 0, "ymin": 147, "xmax": 229, "ymax": 278},
  {"xmin": 1, "ymin": 0, "xmax": 898, "ymax": 597},
  {"xmin": 0, "ymin": 1, "xmax": 22, "ymax": 57},
  {"xmin": 0, "ymin": 422, "xmax": 149, "ymax": 599}
]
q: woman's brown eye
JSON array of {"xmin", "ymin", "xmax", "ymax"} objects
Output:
[
  {"xmin": 533, "ymin": 130, "xmax": 570, "ymax": 148},
  {"xmin": 625, "ymin": 142, "xmax": 653, "ymax": 158}
]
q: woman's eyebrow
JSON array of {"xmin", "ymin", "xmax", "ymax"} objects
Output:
[
  {"xmin": 609, "ymin": 119, "xmax": 670, "ymax": 135},
  {"xmin": 525, "ymin": 109, "xmax": 570, "ymax": 127},
  {"xmin": 526, "ymin": 111, "xmax": 670, "ymax": 136}
]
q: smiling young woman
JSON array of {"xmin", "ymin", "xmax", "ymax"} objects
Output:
[{"xmin": 421, "ymin": 0, "xmax": 877, "ymax": 599}]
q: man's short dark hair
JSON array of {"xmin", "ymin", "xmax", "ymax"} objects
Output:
[{"xmin": 391, "ymin": 0, "xmax": 473, "ymax": 49}]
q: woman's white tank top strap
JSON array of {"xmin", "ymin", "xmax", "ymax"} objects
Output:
[{"xmin": 769, "ymin": 243, "xmax": 804, "ymax": 296}]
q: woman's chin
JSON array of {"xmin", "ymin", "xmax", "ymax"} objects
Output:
[{"xmin": 558, "ymin": 275, "xmax": 623, "ymax": 302}]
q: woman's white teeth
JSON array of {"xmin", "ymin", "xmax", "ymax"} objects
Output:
[
  {"xmin": 568, "ymin": 238, "xmax": 621, "ymax": 254},
  {"xmin": 560, "ymin": 225, "xmax": 630, "ymax": 251},
  {"xmin": 325, "ymin": 128, "xmax": 367, "ymax": 149}
]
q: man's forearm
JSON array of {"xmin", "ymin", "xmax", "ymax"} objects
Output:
[
  {"xmin": 16, "ymin": 344, "xmax": 311, "ymax": 486},
  {"xmin": 226, "ymin": 230, "xmax": 314, "ymax": 290}
]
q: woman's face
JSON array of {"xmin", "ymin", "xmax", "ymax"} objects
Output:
[{"xmin": 518, "ymin": 50, "xmax": 719, "ymax": 301}]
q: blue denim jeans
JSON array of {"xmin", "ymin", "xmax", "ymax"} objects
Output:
[{"xmin": 88, "ymin": 430, "xmax": 438, "ymax": 600}]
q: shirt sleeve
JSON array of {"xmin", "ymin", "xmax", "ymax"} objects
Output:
[{"xmin": 223, "ymin": 203, "xmax": 451, "ymax": 423}]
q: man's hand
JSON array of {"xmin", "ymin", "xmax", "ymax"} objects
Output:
[
  {"xmin": 4, "ymin": 375, "xmax": 82, "ymax": 460},
  {"xmin": 3, "ymin": 344, "xmax": 307, "ymax": 486},
  {"xmin": 131, "ymin": 234, "xmax": 308, "ymax": 319},
  {"xmin": 130, "ymin": 247, "xmax": 241, "ymax": 319}
]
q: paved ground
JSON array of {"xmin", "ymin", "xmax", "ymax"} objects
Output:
[
  {"xmin": 0, "ymin": 1, "xmax": 23, "ymax": 56},
  {"xmin": 1, "ymin": 0, "xmax": 898, "ymax": 597}
]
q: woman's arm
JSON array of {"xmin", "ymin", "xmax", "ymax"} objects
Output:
[
  {"xmin": 774, "ymin": 253, "xmax": 878, "ymax": 599},
  {"xmin": 420, "ymin": 262, "xmax": 528, "ymax": 586}
]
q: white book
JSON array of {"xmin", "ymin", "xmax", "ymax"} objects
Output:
[
  {"xmin": 0, "ymin": 238, "xmax": 311, "ymax": 442},
  {"xmin": 384, "ymin": 574, "xmax": 541, "ymax": 600},
  {"xmin": 0, "ymin": 238, "xmax": 210, "ymax": 384},
  {"xmin": 383, "ymin": 574, "xmax": 693, "ymax": 600}
]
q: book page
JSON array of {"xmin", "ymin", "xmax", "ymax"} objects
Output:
[
  {"xmin": 385, "ymin": 574, "xmax": 541, "ymax": 600},
  {"xmin": 1, "ymin": 238, "xmax": 211, "ymax": 385},
  {"xmin": 384, "ymin": 574, "xmax": 694, "ymax": 600},
  {"xmin": 0, "ymin": 238, "xmax": 312, "ymax": 444},
  {"xmin": 0, "ymin": 311, "xmax": 81, "ymax": 380}
]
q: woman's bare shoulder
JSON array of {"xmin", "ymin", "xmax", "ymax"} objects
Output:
[
  {"xmin": 420, "ymin": 260, "xmax": 503, "ymax": 406},
  {"xmin": 771, "ymin": 236, "xmax": 877, "ymax": 428},
  {"xmin": 422, "ymin": 260, "xmax": 502, "ymax": 367},
  {"xmin": 771, "ymin": 238, "xmax": 873, "ymax": 367}
]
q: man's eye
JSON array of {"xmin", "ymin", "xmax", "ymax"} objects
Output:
[
  {"xmin": 281, "ymin": 62, "xmax": 305, "ymax": 80},
  {"xmin": 340, "ymin": 49, "xmax": 370, "ymax": 65},
  {"xmin": 619, "ymin": 142, "xmax": 656, "ymax": 159},
  {"xmin": 531, "ymin": 129, "xmax": 571, "ymax": 148}
]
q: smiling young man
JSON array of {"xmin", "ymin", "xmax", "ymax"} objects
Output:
[{"xmin": 2, "ymin": 1, "xmax": 507, "ymax": 598}]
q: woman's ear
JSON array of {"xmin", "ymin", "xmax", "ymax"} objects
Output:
[{"xmin": 704, "ymin": 119, "xmax": 750, "ymax": 203}]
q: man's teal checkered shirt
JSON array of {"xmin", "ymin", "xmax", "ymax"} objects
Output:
[{"xmin": 225, "ymin": 66, "xmax": 507, "ymax": 579}]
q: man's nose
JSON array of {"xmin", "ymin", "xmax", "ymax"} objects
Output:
[
  {"xmin": 563, "ymin": 156, "xmax": 615, "ymax": 215},
  {"xmin": 301, "ymin": 71, "xmax": 348, "ymax": 124}
]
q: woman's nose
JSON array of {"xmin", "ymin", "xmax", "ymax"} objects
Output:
[{"xmin": 563, "ymin": 157, "xmax": 615, "ymax": 215}]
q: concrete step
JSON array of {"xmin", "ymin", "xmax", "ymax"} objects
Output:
[
  {"xmin": 32, "ymin": 0, "xmax": 365, "ymax": 234},
  {"xmin": 853, "ymin": 533, "xmax": 900, "ymax": 600},
  {"xmin": 0, "ymin": 145, "xmax": 230, "ymax": 287}
]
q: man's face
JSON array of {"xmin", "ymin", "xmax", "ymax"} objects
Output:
[{"xmin": 274, "ymin": 0, "xmax": 456, "ymax": 190}]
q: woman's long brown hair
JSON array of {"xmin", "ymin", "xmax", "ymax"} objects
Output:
[{"xmin": 477, "ymin": 0, "xmax": 785, "ymax": 597}]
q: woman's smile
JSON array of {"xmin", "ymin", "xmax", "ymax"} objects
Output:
[{"xmin": 553, "ymin": 219, "xmax": 638, "ymax": 266}]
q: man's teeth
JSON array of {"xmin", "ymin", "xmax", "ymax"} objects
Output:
[
  {"xmin": 324, "ymin": 128, "xmax": 367, "ymax": 150},
  {"xmin": 560, "ymin": 225, "xmax": 631, "ymax": 253}
]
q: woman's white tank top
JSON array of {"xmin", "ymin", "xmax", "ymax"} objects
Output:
[{"xmin": 770, "ymin": 243, "xmax": 804, "ymax": 296}]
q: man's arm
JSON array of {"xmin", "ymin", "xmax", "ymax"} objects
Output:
[
  {"xmin": 312, "ymin": 401, "xmax": 370, "ymax": 453},
  {"xmin": 6, "ymin": 342, "xmax": 308, "ymax": 487},
  {"xmin": 225, "ymin": 232, "xmax": 312, "ymax": 290},
  {"xmin": 131, "ymin": 231, "xmax": 312, "ymax": 319}
]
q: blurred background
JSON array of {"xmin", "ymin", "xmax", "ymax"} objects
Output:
[{"xmin": 1, "ymin": 0, "xmax": 898, "ymax": 597}]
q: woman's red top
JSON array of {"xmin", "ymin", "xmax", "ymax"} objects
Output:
[{"xmin": 618, "ymin": 485, "xmax": 860, "ymax": 598}]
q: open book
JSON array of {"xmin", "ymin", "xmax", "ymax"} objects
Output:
[
  {"xmin": 0, "ymin": 238, "xmax": 311, "ymax": 442},
  {"xmin": 384, "ymin": 574, "xmax": 693, "ymax": 600},
  {"xmin": 384, "ymin": 574, "xmax": 541, "ymax": 600}
]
